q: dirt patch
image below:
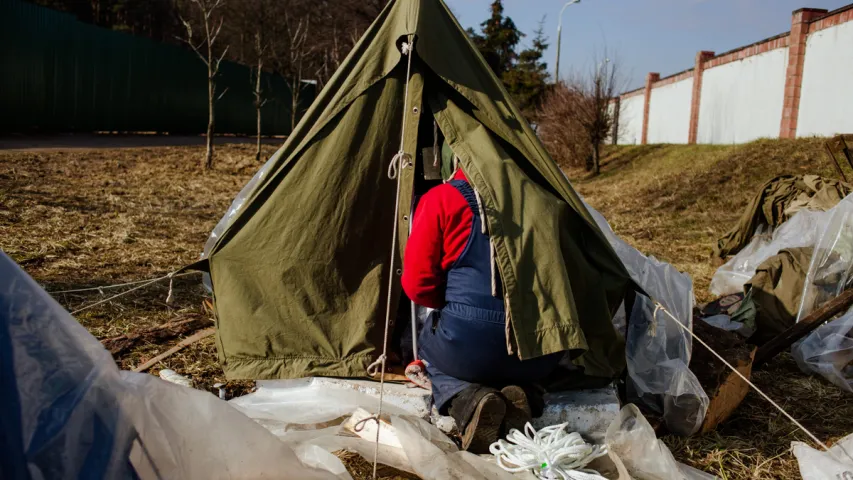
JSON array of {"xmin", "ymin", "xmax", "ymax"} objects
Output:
[{"xmin": 689, "ymin": 317, "xmax": 754, "ymax": 393}]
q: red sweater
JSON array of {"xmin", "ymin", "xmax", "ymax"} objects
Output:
[{"xmin": 402, "ymin": 170, "xmax": 473, "ymax": 309}]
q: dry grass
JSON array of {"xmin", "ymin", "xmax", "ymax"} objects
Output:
[
  {"xmin": 571, "ymin": 137, "xmax": 852, "ymax": 479},
  {"xmin": 0, "ymin": 143, "xmax": 271, "ymax": 394},
  {"xmin": 2, "ymin": 137, "xmax": 850, "ymax": 479}
]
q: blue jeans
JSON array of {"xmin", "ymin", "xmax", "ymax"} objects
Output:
[{"xmin": 418, "ymin": 303, "xmax": 561, "ymax": 411}]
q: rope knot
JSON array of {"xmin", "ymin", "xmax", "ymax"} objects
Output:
[
  {"xmin": 366, "ymin": 354, "xmax": 387, "ymax": 377},
  {"xmin": 387, "ymin": 152, "xmax": 411, "ymax": 180},
  {"xmin": 353, "ymin": 415, "xmax": 380, "ymax": 433}
]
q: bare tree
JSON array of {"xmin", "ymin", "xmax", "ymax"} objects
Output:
[
  {"xmin": 180, "ymin": 0, "xmax": 229, "ymax": 170},
  {"xmin": 537, "ymin": 53, "xmax": 623, "ymax": 176},
  {"xmin": 279, "ymin": 13, "xmax": 311, "ymax": 132},
  {"xmin": 581, "ymin": 56, "xmax": 620, "ymax": 175},
  {"xmin": 250, "ymin": 32, "xmax": 270, "ymax": 161}
]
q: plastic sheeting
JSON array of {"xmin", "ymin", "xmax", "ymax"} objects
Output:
[
  {"xmin": 585, "ymin": 203, "xmax": 708, "ymax": 436},
  {"xmin": 795, "ymin": 196, "xmax": 853, "ymax": 322},
  {"xmin": 0, "ymin": 251, "xmax": 343, "ymax": 479},
  {"xmin": 793, "ymin": 308, "xmax": 853, "ymax": 394},
  {"xmin": 605, "ymin": 405, "xmax": 718, "ymax": 480},
  {"xmin": 793, "ymin": 432, "xmax": 853, "ymax": 480},
  {"xmin": 710, "ymin": 210, "xmax": 825, "ymax": 297},
  {"xmin": 792, "ymin": 196, "xmax": 853, "ymax": 393}
]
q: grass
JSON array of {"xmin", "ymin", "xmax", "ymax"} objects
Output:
[{"xmin": 1, "ymin": 137, "xmax": 850, "ymax": 479}]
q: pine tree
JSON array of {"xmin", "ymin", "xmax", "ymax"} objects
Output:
[
  {"xmin": 502, "ymin": 20, "xmax": 549, "ymax": 115},
  {"xmin": 467, "ymin": 0, "xmax": 522, "ymax": 76}
]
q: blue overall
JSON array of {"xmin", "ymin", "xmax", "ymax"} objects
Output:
[{"xmin": 417, "ymin": 180, "xmax": 561, "ymax": 412}]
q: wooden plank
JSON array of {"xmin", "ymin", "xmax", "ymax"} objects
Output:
[
  {"xmin": 101, "ymin": 316, "xmax": 212, "ymax": 356},
  {"xmin": 132, "ymin": 328, "xmax": 215, "ymax": 372},
  {"xmin": 825, "ymin": 141, "xmax": 848, "ymax": 182},
  {"xmin": 700, "ymin": 348, "xmax": 756, "ymax": 433},
  {"xmin": 754, "ymin": 288, "xmax": 853, "ymax": 368}
]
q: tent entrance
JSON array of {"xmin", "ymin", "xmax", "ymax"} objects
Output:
[{"xmin": 388, "ymin": 104, "xmax": 449, "ymax": 371}]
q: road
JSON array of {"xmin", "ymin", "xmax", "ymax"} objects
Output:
[{"xmin": 0, "ymin": 134, "xmax": 284, "ymax": 152}]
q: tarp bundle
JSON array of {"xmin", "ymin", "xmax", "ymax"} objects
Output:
[
  {"xmin": 200, "ymin": 0, "xmax": 634, "ymax": 381},
  {"xmin": 0, "ymin": 252, "xmax": 341, "ymax": 479},
  {"xmin": 712, "ymin": 175, "xmax": 850, "ymax": 260}
]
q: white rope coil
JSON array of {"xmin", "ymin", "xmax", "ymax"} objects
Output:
[{"xmin": 490, "ymin": 423, "xmax": 608, "ymax": 480}]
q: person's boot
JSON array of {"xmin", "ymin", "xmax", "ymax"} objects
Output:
[
  {"xmin": 500, "ymin": 385, "xmax": 533, "ymax": 433},
  {"xmin": 459, "ymin": 392, "xmax": 506, "ymax": 453}
]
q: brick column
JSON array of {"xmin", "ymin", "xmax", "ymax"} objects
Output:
[
  {"xmin": 688, "ymin": 51, "xmax": 715, "ymax": 144},
  {"xmin": 780, "ymin": 8, "xmax": 827, "ymax": 139},
  {"xmin": 641, "ymin": 72, "xmax": 659, "ymax": 145}
]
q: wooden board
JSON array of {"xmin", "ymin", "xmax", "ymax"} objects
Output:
[
  {"xmin": 754, "ymin": 288, "xmax": 853, "ymax": 368},
  {"xmin": 700, "ymin": 348, "xmax": 756, "ymax": 433}
]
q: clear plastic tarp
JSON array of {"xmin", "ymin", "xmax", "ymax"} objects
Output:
[
  {"xmin": 710, "ymin": 209, "xmax": 826, "ymax": 297},
  {"xmin": 793, "ymin": 431, "xmax": 853, "ymax": 480},
  {"xmin": 585, "ymin": 203, "xmax": 708, "ymax": 436},
  {"xmin": 792, "ymin": 196, "xmax": 853, "ymax": 393},
  {"xmin": 1, "ymin": 251, "xmax": 343, "ymax": 479},
  {"xmin": 605, "ymin": 405, "xmax": 718, "ymax": 480}
]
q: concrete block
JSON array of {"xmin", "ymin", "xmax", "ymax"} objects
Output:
[{"xmin": 532, "ymin": 385, "xmax": 621, "ymax": 442}]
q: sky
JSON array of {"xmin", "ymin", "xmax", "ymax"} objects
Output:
[{"xmin": 444, "ymin": 0, "xmax": 850, "ymax": 90}]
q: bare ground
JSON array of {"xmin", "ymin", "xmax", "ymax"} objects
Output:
[{"xmin": 1, "ymin": 137, "xmax": 850, "ymax": 479}]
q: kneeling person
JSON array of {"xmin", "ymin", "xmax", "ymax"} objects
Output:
[{"xmin": 401, "ymin": 168, "xmax": 561, "ymax": 452}]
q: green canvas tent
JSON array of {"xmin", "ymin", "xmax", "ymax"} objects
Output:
[{"xmin": 198, "ymin": 0, "xmax": 636, "ymax": 381}]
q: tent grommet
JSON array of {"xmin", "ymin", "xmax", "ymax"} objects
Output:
[
  {"xmin": 403, "ymin": 215, "xmax": 408, "ymax": 221},
  {"xmin": 413, "ymin": 107, "xmax": 419, "ymax": 115},
  {"xmin": 395, "ymin": 269, "xmax": 402, "ymax": 276}
]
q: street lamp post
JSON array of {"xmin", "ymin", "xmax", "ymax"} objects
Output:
[{"xmin": 554, "ymin": 0, "xmax": 581, "ymax": 83}]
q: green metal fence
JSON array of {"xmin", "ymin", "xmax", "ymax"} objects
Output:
[{"xmin": 0, "ymin": 0, "xmax": 315, "ymax": 135}]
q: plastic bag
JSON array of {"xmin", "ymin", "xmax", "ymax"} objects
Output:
[
  {"xmin": 793, "ymin": 308, "xmax": 853, "ymax": 393},
  {"xmin": 793, "ymin": 432, "xmax": 853, "ymax": 480},
  {"xmin": 1, "ymin": 252, "xmax": 340, "ymax": 479},
  {"xmin": 789, "ymin": 196, "xmax": 853, "ymax": 391},
  {"xmin": 700, "ymin": 314, "xmax": 753, "ymax": 337},
  {"xmin": 605, "ymin": 405, "xmax": 718, "ymax": 480},
  {"xmin": 585, "ymin": 202, "xmax": 707, "ymax": 436},
  {"xmin": 710, "ymin": 209, "xmax": 826, "ymax": 297},
  {"xmin": 200, "ymin": 154, "xmax": 278, "ymax": 290},
  {"xmin": 391, "ymin": 416, "xmax": 523, "ymax": 480},
  {"xmin": 796, "ymin": 196, "xmax": 853, "ymax": 322}
]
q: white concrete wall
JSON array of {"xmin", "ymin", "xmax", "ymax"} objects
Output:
[
  {"xmin": 797, "ymin": 21, "xmax": 853, "ymax": 137},
  {"xmin": 617, "ymin": 95, "xmax": 644, "ymax": 145},
  {"xmin": 697, "ymin": 48, "xmax": 789, "ymax": 144},
  {"xmin": 646, "ymin": 77, "xmax": 694, "ymax": 144}
]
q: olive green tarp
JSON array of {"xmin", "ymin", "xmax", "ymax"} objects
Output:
[
  {"xmin": 732, "ymin": 247, "xmax": 814, "ymax": 344},
  {"xmin": 202, "ymin": 0, "xmax": 634, "ymax": 380},
  {"xmin": 713, "ymin": 175, "xmax": 851, "ymax": 260}
]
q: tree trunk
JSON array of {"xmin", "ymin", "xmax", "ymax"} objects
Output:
[
  {"xmin": 205, "ymin": 71, "xmax": 215, "ymax": 170},
  {"xmin": 290, "ymin": 78, "xmax": 300, "ymax": 133},
  {"xmin": 592, "ymin": 142, "xmax": 601, "ymax": 175},
  {"xmin": 255, "ymin": 62, "xmax": 262, "ymax": 162}
]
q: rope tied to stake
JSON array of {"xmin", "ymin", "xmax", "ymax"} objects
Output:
[{"xmin": 368, "ymin": 34, "xmax": 416, "ymax": 480}]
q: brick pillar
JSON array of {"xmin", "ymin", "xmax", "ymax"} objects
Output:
[
  {"xmin": 611, "ymin": 97, "xmax": 621, "ymax": 145},
  {"xmin": 641, "ymin": 72, "xmax": 659, "ymax": 145},
  {"xmin": 688, "ymin": 51, "xmax": 715, "ymax": 144},
  {"xmin": 780, "ymin": 8, "xmax": 827, "ymax": 139}
]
